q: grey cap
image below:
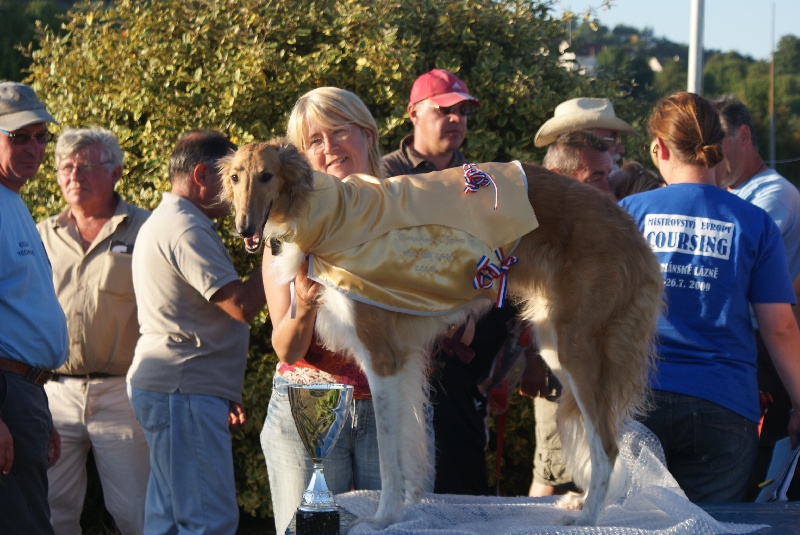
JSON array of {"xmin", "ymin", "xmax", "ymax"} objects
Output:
[{"xmin": 0, "ymin": 82, "xmax": 57, "ymax": 131}]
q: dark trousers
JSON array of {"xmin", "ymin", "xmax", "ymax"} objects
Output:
[
  {"xmin": 642, "ymin": 390, "xmax": 758, "ymax": 503},
  {"xmin": 0, "ymin": 372, "xmax": 55, "ymax": 535},
  {"xmin": 431, "ymin": 359, "xmax": 490, "ymax": 495}
]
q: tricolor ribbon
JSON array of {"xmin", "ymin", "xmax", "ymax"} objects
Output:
[
  {"xmin": 463, "ymin": 163, "xmax": 499, "ymax": 210},
  {"xmin": 472, "ymin": 248, "xmax": 518, "ymax": 307}
]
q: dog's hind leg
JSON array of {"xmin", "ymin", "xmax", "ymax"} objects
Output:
[
  {"xmin": 555, "ymin": 339, "xmax": 628, "ymax": 526},
  {"xmin": 557, "ymin": 375, "xmax": 623, "ymax": 526},
  {"xmin": 529, "ymin": 309, "xmax": 622, "ymax": 526}
]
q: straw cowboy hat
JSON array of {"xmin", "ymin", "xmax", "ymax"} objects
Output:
[{"xmin": 534, "ymin": 97, "xmax": 639, "ymax": 148}]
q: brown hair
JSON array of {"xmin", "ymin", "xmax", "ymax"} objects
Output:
[
  {"xmin": 609, "ymin": 161, "xmax": 665, "ymax": 200},
  {"xmin": 648, "ymin": 92, "xmax": 724, "ymax": 168}
]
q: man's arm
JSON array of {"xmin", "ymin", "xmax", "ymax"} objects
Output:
[
  {"xmin": 754, "ymin": 301, "xmax": 800, "ymax": 447},
  {"xmin": 793, "ymin": 274, "xmax": 800, "ymax": 328},
  {"xmin": 210, "ymin": 270, "xmax": 266, "ymax": 323}
]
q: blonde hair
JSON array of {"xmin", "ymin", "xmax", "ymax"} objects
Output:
[
  {"xmin": 648, "ymin": 92, "xmax": 724, "ymax": 168},
  {"xmin": 286, "ymin": 87, "xmax": 384, "ymax": 178}
]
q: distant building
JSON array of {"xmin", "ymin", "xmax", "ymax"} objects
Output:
[{"xmin": 558, "ymin": 39, "xmax": 663, "ymax": 76}]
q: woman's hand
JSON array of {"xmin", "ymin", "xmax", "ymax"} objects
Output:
[{"xmin": 294, "ymin": 260, "xmax": 321, "ymax": 308}]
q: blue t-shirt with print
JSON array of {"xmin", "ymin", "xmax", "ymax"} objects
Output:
[
  {"xmin": 620, "ymin": 183, "xmax": 794, "ymax": 422},
  {"xmin": 0, "ymin": 184, "xmax": 68, "ymax": 369}
]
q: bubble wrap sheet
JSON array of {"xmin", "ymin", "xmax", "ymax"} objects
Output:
[{"xmin": 337, "ymin": 422, "xmax": 766, "ymax": 534}]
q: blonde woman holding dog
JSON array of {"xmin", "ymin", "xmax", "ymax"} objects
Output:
[
  {"xmin": 620, "ymin": 92, "xmax": 800, "ymax": 502},
  {"xmin": 260, "ymin": 87, "xmax": 385, "ymax": 535}
]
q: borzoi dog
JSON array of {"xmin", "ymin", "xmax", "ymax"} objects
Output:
[{"xmin": 219, "ymin": 139, "xmax": 663, "ymax": 527}]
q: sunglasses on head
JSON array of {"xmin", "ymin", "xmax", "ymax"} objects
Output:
[{"xmin": 0, "ymin": 127, "xmax": 54, "ymax": 145}]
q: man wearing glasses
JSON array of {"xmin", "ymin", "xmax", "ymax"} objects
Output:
[
  {"xmin": 383, "ymin": 68, "xmax": 479, "ymax": 176},
  {"xmin": 37, "ymin": 127, "xmax": 150, "ymax": 534},
  {"xmin": 0, "ymin": 81, "xmax": 68, "ymax": 535},
  {"xmin": 384, "ymin": 70, "xmax": 522, "ymax": 497},
  {"xmin": 534, "ymin": 97, "xmax": 639, "ymax": 171}
]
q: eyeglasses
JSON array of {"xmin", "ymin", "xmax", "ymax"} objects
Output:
[
  {"xmin": 57, "ymin": 162, "xmax": 113, "ymax": 175},
  {"xmin": 306, "ymin": 124, "xmax": 354, "ymax": 155},
  {"xmin": 430, "ymin": 103, "xmax": 474, "ymax": 117},
  {"xmin": 0, "ymin": 127, "xmax": 54, "ymax": 145},
  {"xmin": 601, "ymin": 135, "xmax": 622, "ymax": 145}
]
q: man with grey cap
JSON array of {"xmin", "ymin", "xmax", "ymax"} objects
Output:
[
  {"xmin": 0, "ymin": 81, "xmax": 68, "ymax": 534},
  {"xmin": 535, "ymin": 97, "xmax": 639, "ymax": 170}
]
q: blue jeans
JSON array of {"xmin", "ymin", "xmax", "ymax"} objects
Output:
[
  {"xmin": 0, "ymin": 373, "xmax": 54, "ymax": 535},
  {"xmin": 641, "ymin": 390, "xmax": 758, "ymax": 502},
  {"xmin": 261, "ymin": 374, "xmax": 381, "ymax": 535},
  {"xmin": 129, "ymin": 387, "xmax": 238, "ymax": 535}
]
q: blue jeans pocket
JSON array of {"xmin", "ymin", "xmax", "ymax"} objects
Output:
[{"xmin": 130, "ymin": 388, "xmax": 170, "ymax": 433}]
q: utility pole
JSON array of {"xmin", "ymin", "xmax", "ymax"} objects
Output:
[
  {"xmin": 769, "ymin": 1, "xmax": 776, "ymax": 167},
  {"xmin": 688, "ymin": 0, "xmax": 704, "ymax": 94}
]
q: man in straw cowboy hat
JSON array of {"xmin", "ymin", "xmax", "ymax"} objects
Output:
[{"xmin": 535, "ymin": 97, "xmax": 639, "ymax": 171}]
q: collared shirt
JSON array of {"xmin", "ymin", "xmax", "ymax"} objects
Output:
[
  {"xmin": 382, "ymin": 134, "xmax": 467, "ymax": 178},
  {"xmin": 127, "ymin": 193, "xmax": 248, "ymax": 402},
  {"xmin": 37, "ymin": 196, "xmax": 150, "ymax": 376},
  {"xmin": 0, "ymin": 183, "xmax": 68, "ymax": 369}
]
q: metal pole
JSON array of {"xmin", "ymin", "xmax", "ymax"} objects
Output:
[
  {"xmin": 688, "ymin": 0, "xmax": 704, "ymax": 94},
  {"xmin": 769, "ymin": 1, "xmax": 776, "ymax": 167}
]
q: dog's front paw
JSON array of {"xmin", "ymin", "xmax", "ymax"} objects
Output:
[{"xmin": 555, "ymin": 491, "xmax": 585, "ymax": 511}]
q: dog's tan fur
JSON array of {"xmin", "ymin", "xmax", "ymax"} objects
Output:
[{"xmin": 219, "ymin": 140, "xmax": 664, "ymax": 527}]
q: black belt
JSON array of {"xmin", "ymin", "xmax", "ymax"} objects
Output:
[
  {"xmin": 52, "ymin": 372, "xmax": 116, "ymax": 380},
  {"xmin": 0, "ymin": 357, "xmax": 54, "ymax": 386}
]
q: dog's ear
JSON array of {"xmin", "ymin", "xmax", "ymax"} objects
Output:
[
  {"xmin": 276, "ymin": 138, "xmax": 314, "ymax": 187},
  {"xmin": 217, "ymin": 151, "xmax": 235, "ymax": 178},
  {"xmin": 216, "ymin": 150, "xmax": 241, "ymax": 206}
]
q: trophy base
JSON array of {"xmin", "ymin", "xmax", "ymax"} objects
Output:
[{"xmin": 293, "ymin": 508, "xmax": 339, "ymax": 535}]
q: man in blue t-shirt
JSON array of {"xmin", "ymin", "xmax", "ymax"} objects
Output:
[{"xmin": 0, "ymin": 82, "xmax": 68, "ymax": 535}]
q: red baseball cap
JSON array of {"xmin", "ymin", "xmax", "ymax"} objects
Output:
[{"xmin": 409, "ymin": 69, "xmax": 480, "ymax": 108}]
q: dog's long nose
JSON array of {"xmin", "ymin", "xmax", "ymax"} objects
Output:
[{"xmin": 238, "ymin": 224, "xmax": 255, "ymax": 238}]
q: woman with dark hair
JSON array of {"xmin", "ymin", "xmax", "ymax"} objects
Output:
[
  {"xmin": 620, "ymin": 92, "xmax": 800, "ymax": 502},
  {"xmin": 608, "ymin": 160, "xmax": 665, "ymax": 200}
]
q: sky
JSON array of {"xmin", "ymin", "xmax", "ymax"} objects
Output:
[{"xmin": 553, "ymin": 0, "xmax": 798, "ymax": 61}]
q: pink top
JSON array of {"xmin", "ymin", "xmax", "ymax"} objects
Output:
[{"xmin": 277, "ymin": 338, "xmax": 371, "ymax": 400}]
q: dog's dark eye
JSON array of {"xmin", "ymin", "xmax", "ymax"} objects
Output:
[
  {"xmin": 259, "ymin": 172, "xmax": 273, "ymax": 184},
  {"xmin": 230, "ymin": 174, "xmax": 239, "ymax": 184}
]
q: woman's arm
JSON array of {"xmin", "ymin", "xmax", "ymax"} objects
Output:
[
  {"xmin": 754, "ymin": 301, "xmax": 800, "ymax": 447},
  {"xmin": 263, "ymin": 245, "xmax": 320, "ymax": 365}
]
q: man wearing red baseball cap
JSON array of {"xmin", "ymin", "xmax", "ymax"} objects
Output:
[
  {"xmin": 383, "ymin": 68, "xmax": 480, "ymax": 176},
  {"xmin": 384, "ymin": 70, "xmax": 514, "ymax": 498}
]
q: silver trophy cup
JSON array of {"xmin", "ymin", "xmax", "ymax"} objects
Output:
[{"xmin": 288, "ymin": 383, "xmax": 354, "ymax": 513}]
